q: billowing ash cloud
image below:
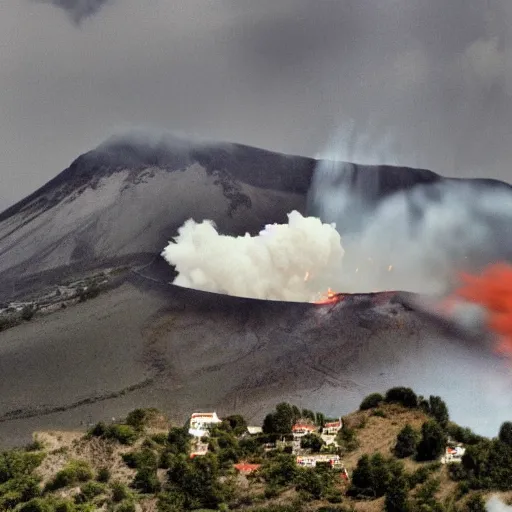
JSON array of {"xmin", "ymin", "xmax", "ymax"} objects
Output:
[
  {"xmin": 487, "ymin": 496, "xmax": 512, "ymax": 512},
  {"xmin": 161, "ymin": 211, "xmax": 344, "ymax": 302},
  {"xmin": 308, "ymin": 159, "xmax": 512, "ymax": 295},
  {"xmin": 33, "ymin": 0, "xmax": 111, "ymax": 24}
]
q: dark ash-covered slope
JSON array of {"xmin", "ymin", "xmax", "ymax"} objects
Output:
[{"xmin": 0, "ymin": 275, "xmax": 509, "ymax": 448}]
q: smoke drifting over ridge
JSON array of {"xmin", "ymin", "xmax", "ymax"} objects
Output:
[
  {"xmin": 161, "ymin": 211, "xmax": 344, "ymax": 302},
  {"xmin": 308, "ymin": 159, "xmax": 512, "ymax": 295}
]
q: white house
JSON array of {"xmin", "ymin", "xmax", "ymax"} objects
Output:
[
  {"xmin": 296, "ymin": 454, "xmax": 343, "ymax": 469},
  {"xmin": 247, "ymin": 426, "xmax": 263, "ymax": 435},
  {"xmin": 322, "ymin": 418, "xmax": 343, "ymax": 436},
  {"xmin": 441, "ymin": 446, "xmax": 466, "ymax": 464},
  {"xmin": 188, "ymin": 412, "xmax": 222, "ymax": 437}
]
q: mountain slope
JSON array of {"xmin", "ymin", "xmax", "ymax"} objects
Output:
[{"xmin": 0, "ymin": 134, "xmax": 482, "ymax": 295}]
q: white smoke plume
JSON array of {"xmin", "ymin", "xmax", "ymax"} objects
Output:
[
  {"xmin": 487, "ymin": 496, "xmax": 512, "ymax": 512},
  {"xmin": 161, "ymin": 211, "xmax": 344, "ymax": 302}
]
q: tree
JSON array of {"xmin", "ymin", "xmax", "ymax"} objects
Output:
[
  {"xmin": 394, "ymin": 425, "xmax": 418, "ymax": 459},
  {"xmin": 301, "ymin": 409, "xmax": 316, "ymax": 422},
  {"xmin": 498, "ymin": 421, "xmax": 512, "ymax": 447},
  {"xmin": 300, "ymin": 434, "xmax": 325, "ymax": 453},
  {"xmin": 428, "ymin": 396, "xmax": 449, "ymax": 428},
  {"xmin": 315, "ymin": 412, "xmax": 326, "ymax": 427},
  {"xmin": 359, "ymin": 393, "xmax": 384, "ymax": 410},
  {"xmin": 416, "ymin": 421, "xmax": 446, "ymax": 461},
  {"xmin": 385, "ymin": 387, "xmax": 418, "ymax": 408},
  {"xmin": 294, "ymin": 468, "xmax": 324, "ymax": 499},
  {"xmin": 350, "ymin": 453, "xmax": 405, "ymax": 498},
  {"xmin": 261, "ymin": 454, "xmax": 298, "ymax": 488},
  {"xmin": 262, "ymin": 403, "xmax": 301, "ymax": 434},
  {"xmin": 223, "ymin": 415, "xmax": 247, "ymax": 436},
  {"xmin": 385, "ymin": 475, "xmax": 410, "ymax": 512},
  {"xmin": 167, "ymin": 427, "xmax": 192, "ymax": 455}
]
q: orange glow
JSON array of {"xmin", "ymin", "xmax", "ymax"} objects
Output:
[
  {"xmin": 314, "ymin": 288, "xmax": 344, "ymax": 305},
  {"xmin": 304, "ymin": 271, "xmax": 310, "ymax": 282},
  {"xmin": 453, "ymin": 263, "xmax": 512, "ymax": 356}
]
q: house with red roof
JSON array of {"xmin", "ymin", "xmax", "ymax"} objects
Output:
[
  {"xmin": 322, "ymin": 418, "xmax": 343, "ymax": 436},
  {"xmin": 292, "ymin": 422, "xmax": 317, "ymax": 437},
  {"xmin": 234, "ymin": 462, "xmax": 261, "ymax": 475}
]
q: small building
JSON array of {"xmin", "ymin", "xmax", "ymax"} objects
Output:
[
  {"xmin": 322, "ymin": 418, "xmax": 343, "ymax": 436},
  {"xmin": 188, "ymin": 412, "xmax": 222, "ymax": 437},
  {"xmin": 292, "ymin": 423, "xmax": 317, "ymax": 437},
  {"xmin": 234, "ymin": 462, "xmax": 261, "ymax": 475},
  {"xmin": 189, "ymin": 439, "xmax": 209, "ymax": 458},
  {"xmin": 247, "ymin": 426, "xmax": 263, "ymax": 435},
  {"xmin": 441, "ymin": 446, "xmax": 466, "ymax": 464},
  {"xmin": 296, "ymin": 454, "xmax": 343, "ymax": 468}
]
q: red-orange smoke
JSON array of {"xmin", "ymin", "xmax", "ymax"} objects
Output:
[{"xmin": 454, "ymin": 263, "xmax": 512, "ymax": 356}]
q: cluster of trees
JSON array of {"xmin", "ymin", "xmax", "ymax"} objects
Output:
[
  {"xmin": 262, "ymin": 403, "xmax": 330, "ymax": 435},
  {"xmin": 448, "ymin": 421, "xmax": 512, "ymax": 492}
]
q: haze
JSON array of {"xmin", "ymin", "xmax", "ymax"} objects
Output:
[{"xmin": 1, "ymin": 0, "xmax": 512, "ymax": 211}]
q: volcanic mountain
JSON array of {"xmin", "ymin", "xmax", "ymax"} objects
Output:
[{"xmin": 0, "ymin": 134, "xmax": 511, "ymax": 447}]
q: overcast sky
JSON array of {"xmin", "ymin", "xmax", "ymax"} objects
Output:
[{"xmin": 1, "ymin": 0, "xmax": 511, "ymax": 210}]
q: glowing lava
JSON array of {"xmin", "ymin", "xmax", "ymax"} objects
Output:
[
  {"xmin": 453, "ymin": 263, "xmax": 512, "ymax": 357},
  {"xmin": 314, "ymin": 288, "xmax": 344, "ymax": 305}
]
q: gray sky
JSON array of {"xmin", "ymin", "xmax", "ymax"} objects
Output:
[{"xmin": 1, "ymin": 0, "xmax": 511, "ymax": 211}]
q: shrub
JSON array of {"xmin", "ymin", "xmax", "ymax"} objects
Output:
[
  {"xmin": 111, "ymin": 481, "xmax": 130, "ymax": 502},
  {"xmin": 122, "ymin": 448, "xmax": 158, "ymax": 470},
  {"xmin": 88, "ymin": 422, "xmax": 107, "ymax": 437},
  {"xmin": 47, "ymin": 460, "xmax": 93, "ymax": 490},
  {"xmin": 18, "ymin": 498, "xmax": 53, "ymax": 512},
  {"xmin": 115, "ymin": 500, "xmax": 136, "ymax": 512},
  {"xmin": 54, "ymin": 501, "xmax": 77, "ymax": 512},
  {"xmin": 132, "ymin": 467, "xmax": 161, "ymax": 493},
  {"xmin": 79, "ymin": 481, "xmax": 106, "ymax": 500},
  {"xmin": 384, "ymin": 387, "xmax": 418, "ymax": 408},
  {"xmin": 359, "ymin": 393, "xmax": 384, "ymax": 410},
  {"xmin": 372, "ymin": 409, "xmax": 387, "ymax": 418},
  {"xmin": 106, "ymin": 425, "xmax": 139, "ymax": 445},
  {"xmin": 96, "ymin": 467, "xmax": 111, "ymax": 483},
  {"xmin": 125, "ymin": 409, "xmax": 150, "ymax": 431},
  {"xmin": 336, "ymin": 427, "xmax": 359, "ymax": 452}
]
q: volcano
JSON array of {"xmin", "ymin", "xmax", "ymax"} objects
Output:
[{"xmin": 0, "ymin": 134, "xmax": 511, "ymax": 447}]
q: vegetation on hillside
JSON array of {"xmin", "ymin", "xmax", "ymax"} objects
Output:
[{"xmin": 0, "ymin": 388, "xmax": 510, "ymax": 511}]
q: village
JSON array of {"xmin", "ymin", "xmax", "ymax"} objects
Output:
[{"xmin": 184, "ymin": 408, "xmax": 465, "ymax": 479}]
